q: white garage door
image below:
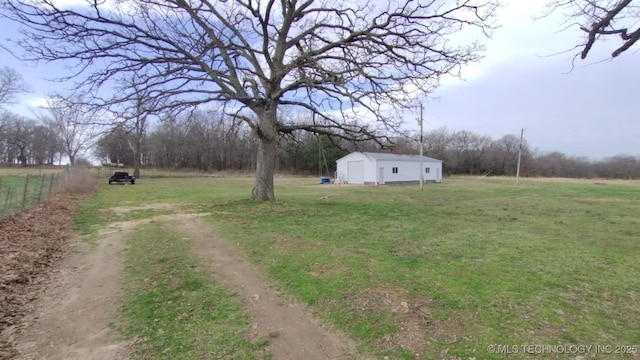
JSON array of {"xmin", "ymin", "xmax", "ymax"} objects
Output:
[{"xmin": 347, "ymin": 161, "xmax": 364, "ymax": 184}]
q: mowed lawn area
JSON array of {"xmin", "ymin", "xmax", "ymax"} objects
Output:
[{"xmin": 76, "ymin": 176, "xmax": 640, "ymax": 359}]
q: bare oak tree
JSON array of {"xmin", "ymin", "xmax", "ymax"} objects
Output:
[
  {"xmin": 40, "ymin": 95, "xmax": 101, "ymax": 165},
  {"xmin": 0, "ymin": 66, "xmax": 29, "ymax": 107},
  {"xmin": 114, "ymin": 75, "xmax": 164, "ymax": 178},
  {"xmin": 3, "ymin": 0, "xmax": 499, "ymax": 200},
  {"xmin": 546, "ymin": 0, "xmax": 640, "ymax": 59}
]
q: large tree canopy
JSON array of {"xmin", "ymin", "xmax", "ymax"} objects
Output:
[
  {"xmin": 547, "ymin": 0, "xmax": 640, "ymax": 59},
  {"xmin": 2, "ymin": 0, "xmax": 499, "ymax": 200}
]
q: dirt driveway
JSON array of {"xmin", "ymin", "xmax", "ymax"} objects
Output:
[{"xmin": 2, "ymin": 206, "xmax": 367, "ymax": 359}]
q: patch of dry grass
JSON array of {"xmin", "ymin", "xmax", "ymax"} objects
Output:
[
  {"xmin": 449, "ymin": 174, "xmax": 640, "ymax": 186},
  {"xmin": 0, "ymin": 166, "xmax": 64, "ymax": 177},
  {"xmin": 57, "ymin": 167, "xmax": 96, "ymax": 194}
]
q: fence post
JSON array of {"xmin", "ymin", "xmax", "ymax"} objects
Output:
[
  {"xmin": 49, "ymin": 173, "xmax": 56, "ymax": 195},
  {"xmin": 38, "ymin": 174, "xmax": 46, "ymax": 202},
  {"xmin": 22, "ymin": 175, "xmax": 31, "ymax": 209},
  {"xmin": 3, "ymin": 187, "xmax": 11, "ymax": 213}
]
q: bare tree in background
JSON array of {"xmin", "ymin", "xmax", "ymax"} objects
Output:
[
  {"xmin": 30, "ymin": 122, "xmax": 61, "ymax": 165},
  {"xmin": 115, "ymin": 76, "xmax": 163, "ymax": 178},
  {"xmin": 546, "ymin": 0, "xmax": 640, "ymax": 59},
  {"xmin": 1, "ymin": 114, "xmax": 33, "ymax": 165},
  {"xmin": 126, "ymin": 98, "xmax": 148, "ymax": 179},
  {"xmin": 95, "ymin": 126, "xmax": 133, "ymax": 165},
  {"xmin": 40, "ymin": 95, "xmax": 101, "ymax": 166},
  {"xmin": 485, "ymin": 134, "xmax": 530, "ymax": 176},
  {"xmin": 0, "ymin": 66, "xmax": 29, "ymax": 107},
  {"xmin": 3, "ymin": 0, "xmax": 499, "ymax": 200},
  {"xmin": 448, "ymin": 130, "xmax": 491, "ymax": 174}
]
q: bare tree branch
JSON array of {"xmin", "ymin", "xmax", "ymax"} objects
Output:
[
  {"xmin": 38, "ymin": 94, "xmax": 103, "ymax": 165},
  {"xmin": 545, "ymin": 0, "xmax": 640, "ymax": 58},
  {"xmin": 2, "ymin": 0, "xmax": 499, "ymax": 199},
  {"xmin": 0, "ymin": 66, "xmax": 29, "ymax": 107}
]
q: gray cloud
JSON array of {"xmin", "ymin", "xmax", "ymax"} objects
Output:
[{"xmin": 423, "ymin": 50, "xmax": 640, "ymax": 159}]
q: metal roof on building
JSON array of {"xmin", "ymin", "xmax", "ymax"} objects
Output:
[{"xmin": 359, "ymin": 152, "xmax": 442, "ymax": 162}]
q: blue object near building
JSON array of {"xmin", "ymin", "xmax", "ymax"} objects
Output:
[{"xmin": 319, "ymin": 177, "xmax": 331, "ymax": 184}]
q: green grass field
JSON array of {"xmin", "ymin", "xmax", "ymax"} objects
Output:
[
  {"xmin": 122, "ymin": 222, "xmax": 269, "ymax": 359},
  {"xmin": 0, "ymin": 173, "xmax": 60, "ymax": 217},
  {"xmin": 76, "ymin": 176, "xmax": 640, "ymax": 359}
]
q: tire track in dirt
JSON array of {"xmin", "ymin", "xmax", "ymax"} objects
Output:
[
  {"xmin": 14, "ymin": 212, "xmax": 369, "ymax": 360},
  {"xmin": 172, "ymin": 215, "xmax": 369, "ymax": 360},
  {"xmin": 15, "ymin": 227, "xmax": 130, "ymax": 360},
  {"xmin": 12, "ymin": 213, "xmax": 199, "ymax": 360}
]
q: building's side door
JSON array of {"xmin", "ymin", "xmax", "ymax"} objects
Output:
[{"xmin": 378, "ymin": 167, "xmax": 385, "ymax": 185}]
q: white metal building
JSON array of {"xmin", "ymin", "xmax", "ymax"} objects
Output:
[{"xmin": 335, "ymin": 152, "xmax": 443, "ymax": 185}]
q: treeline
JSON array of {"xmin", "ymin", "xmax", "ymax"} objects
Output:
[
  {"xmin": 418, "ymin": 127, "xmax": 640, "ymax": 179},
  {"xmin": 95, "ymin": 111, "xmax": 351, "ymax": 174},
  {"xmin": 3, "ymin": 109, "xmax": 639, "ymax": 179},
  {"xmin": 0, "ymin": 112, "xmax": 62, "ymax": 165},
  {"xmin": 95, "ymin": 111, "xmax": 640, "ymax": 179}
]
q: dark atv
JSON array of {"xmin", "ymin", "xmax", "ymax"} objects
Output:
[{"xmin": 108, "ymin": 171, "xmax": 136, "ymax": 185}]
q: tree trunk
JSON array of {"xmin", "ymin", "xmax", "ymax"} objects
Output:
[
  {"xmin": 254, "ymin": 137, "xmax": 276, "ymax": 200},
  {"xmin": 69, "ymin": 154, "xmax": 75, "ymax": 166},
  {"xmin": 253, "ymin": 106, "xmax": 278, "ymax": 201},
  {"xmin": 133, "ymin": 139, "xmax": 141, "ymax": 178},
  {"xmin": 18, "ymin": 146, "xmax": 27, "ymax": 166}
]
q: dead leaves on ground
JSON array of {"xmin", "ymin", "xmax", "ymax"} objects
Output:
[{"xmin": 0, "ymin": 197, "xmax": 79, "ymax": 359}]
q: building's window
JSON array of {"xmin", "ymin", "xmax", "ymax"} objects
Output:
[
  {"xmin": 425, "ymin": 167, "xmax": 430, "ymax": 174},
  {"xmin": 392, "ymin": 167, "xmax": 398, "ymax": 174}
]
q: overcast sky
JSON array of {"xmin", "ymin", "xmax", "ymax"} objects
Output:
[
  {"xmin": 1, "ymin": 0, "xmax": 638, "ymax": 159},
  {"xmin": 423, "ymin": 1, "xmax": 640, "ymax": 159}
]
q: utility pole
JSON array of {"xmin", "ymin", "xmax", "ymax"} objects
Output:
[
  {"xmin": 318, "ymin": 134, "xmax": 321, "ymax": 177},
  {"xmin": 419, "ymin": 103, "xmax": 424, "ymax": 191},
  {"xmin": 516, "ymin": 128, "xmax": 525, "ymax": 184},
  {"xmin": 313, "ymin": 111, "xmax": 322, "ymax": 177}
]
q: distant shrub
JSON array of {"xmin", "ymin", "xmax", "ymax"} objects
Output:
[
  {"xmin": 57, "ymin": 166, "xmax": 96, "ymax": 194},
  {"xmin": 74, "ymin": 157, "xmax": 94, "ymax": 167}
]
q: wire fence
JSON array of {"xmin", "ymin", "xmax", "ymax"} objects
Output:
[{"xmin": 0, "ymin": 173, "xmax": 60, "ymax": 219}]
